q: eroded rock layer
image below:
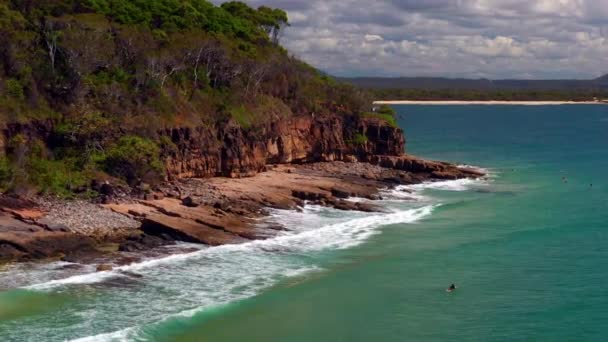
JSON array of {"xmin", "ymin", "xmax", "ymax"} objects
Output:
[{"xmin": 163, "ymin": 115, "xmax": 405, "ymax": 179}]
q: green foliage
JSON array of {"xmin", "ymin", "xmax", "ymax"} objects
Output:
[
  {"xmin": 0, "ymin": 156, "xmax": 12, "ymax": 191},
  {"xmin": 361, "ymin": 104, "xmax": 398, "ymax": 127},
  {"xmin": 159, "ymin": 135, "xmax": 178, "ymax": 154},
  {"xmin": 363, "ymin": 112, "xmax": 398, "ymax": 128},
  {"xmin": 76, "ymin": 0, "xmax": 288, "ymax": 45},
  {"xmin": 0, "ymin": 0, "xmax": 375, "ymax": 196},
  {"xmin": 229, "ymin": 105, "xmax": 251, "ymax": 128},
  {"xmin": 377, "ymin": 104, "xmax": 396, "ymax": 116},
  {"xmin": 26, "ymin": 157, "xmax": 88, "ymax": 197},
  {"xmin": 0, "ymin": 3, "xmax": 25, "ymax": 30},
  {"xmin": 103, "ymin": 136, "xmax": 164, "ymax": 186},
  {"xmin": 3, "ymin": 135, "xmax": 87, "ymax": 196},
  {"xmin": 350, "ymin": 133, "xmax": 368, "ymax": 145},
  {"xmin": 84, "ymin": 68, "xmax": 131, "ymax": 87},
  {"xmin": 370, "ymin": 88, "xmax": 608, "ymax": 102},
  {"xmin": 5, "ymin": 78, "xmax": 24, "ymax": 100}
]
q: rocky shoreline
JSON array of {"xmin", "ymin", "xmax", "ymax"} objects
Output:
[
  {"xmin": 0, "ymin": 157, "xmax": 483, "ymax": 266},
  {"xmin": 0, "ymin": 113, "xmax": 486, "ymax": 267}
]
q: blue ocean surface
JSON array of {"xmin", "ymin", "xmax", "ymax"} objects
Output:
[{"xmin": 1, "ymin": 104, "xmax": 607, "ymax": 341}]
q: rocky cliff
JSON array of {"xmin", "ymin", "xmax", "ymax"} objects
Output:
[
  {"xmin": 0, "ymin": 113, "xmax": 484, "ymax": 262},
  {"xmin": 0, "ymin": 113, "xmax": 474, "ymax": 184},
  {"xmin": 163, "ymin": 114, "xmax": 406, "ymax": 179}
]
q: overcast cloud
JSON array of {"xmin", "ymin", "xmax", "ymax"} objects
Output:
[{"xmin": 223, "ymin": 0, "xmax": 608, "ymax": 79}]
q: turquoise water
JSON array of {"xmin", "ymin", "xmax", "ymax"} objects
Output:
[{"xmin": 1, "ymin": 105, "xmax": 608, "ymax": 341}]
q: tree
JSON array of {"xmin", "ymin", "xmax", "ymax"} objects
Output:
[{"xmin": 257, "ymin": 6, "xmax": 288, "ymax": 44}]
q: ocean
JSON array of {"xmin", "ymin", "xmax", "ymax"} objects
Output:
[{"xmin": 1, "ymin": 104, "xmax": 607, "ymax": 341}]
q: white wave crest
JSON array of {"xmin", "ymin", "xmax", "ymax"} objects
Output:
[
  {"xmin": 69, "ymin": 327, "xmax": 135, "ymax": 342},
  {"xmin": 407, "ymin": 178, "xmax": 481, "ymax": 192},
  {"xmin": 25, "ymin": 205, "xmax": 436, "ymax": 291}
]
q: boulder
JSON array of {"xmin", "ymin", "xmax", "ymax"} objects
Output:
[{"xmin": 182, "ymin": 196, "xmax": 201, "ymax": 208}]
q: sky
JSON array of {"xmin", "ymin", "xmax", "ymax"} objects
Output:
[{"xmin": 223, "ymin": 0, "xmax": 608, "ymax": 79}]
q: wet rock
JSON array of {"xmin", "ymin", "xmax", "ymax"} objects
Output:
[
  {"xmin": 118, "ymin": 234, "xmax": 169, "ymax": 252},
  {"xmin": 291, "ymin": 190, "xmax": 330, "ymax": 202},
  {"xmin": 331, "ymin": 187, "xmax": 352, "ymax": 199},
  {"xmin": 354, "ymin": 202, "xmax": 379, "ymax": 213}
]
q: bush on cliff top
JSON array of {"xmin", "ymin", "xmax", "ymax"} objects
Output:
[{"xmin": 363, "ymin": 105, "xmax": 398, "ymax": 128}]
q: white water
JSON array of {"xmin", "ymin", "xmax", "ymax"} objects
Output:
[{"xmin": 0, "ymin": 177, "xmax": 485, "ymax": 342}]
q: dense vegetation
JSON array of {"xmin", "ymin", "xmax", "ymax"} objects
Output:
[
  {"xmin": 342, "ymin": 76, "xmax": 608, "ymax": 101},
  {"xmin": 0, "ymin": 0, "xmax": 374, "ymax": 196},
  {"xmin": 364, "ymin": 104, "xmax": 397, "ymax": 128}
]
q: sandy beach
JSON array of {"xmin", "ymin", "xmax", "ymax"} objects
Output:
[{"xmin": 374, "ymin": 100, "xmax": 606, "ymax": 105}]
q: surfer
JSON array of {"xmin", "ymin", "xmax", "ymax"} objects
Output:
[{"xmin": 446, "ymin": 284, "xmax": 456, "ymax": 292}]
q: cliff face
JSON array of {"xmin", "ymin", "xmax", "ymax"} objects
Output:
[
  {"xmin": 162, "ymin": 115, "xmax": 405, "ymax": 179},
  {"xmin": 1, "ymin": 112, "xmax": 479, "ymax": 187}
]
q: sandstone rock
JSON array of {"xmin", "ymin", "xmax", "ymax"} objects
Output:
[
  {"xmin": 0, "ymin": 214, "xmax": 95, "ymax": 262},
  {"xmin": 96, "ymin": 264, "xmax": 113, "ymax": 272},
  {"xmin": 162, "ymin": 115, "xmax": 406, "ymax": 180},
  {"xmin": 141, "ymin": 214, "xmax": 244, "ymax": 245}
]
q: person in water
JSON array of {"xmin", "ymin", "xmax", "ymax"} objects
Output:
[{"xmin": 447, "ymin": 284, "xmax": 456, "ymax": 292}]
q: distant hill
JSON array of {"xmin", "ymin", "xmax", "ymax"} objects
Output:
[{"xmin": 339, "ymin": 75, "xmax": 608, "ymax": 91}]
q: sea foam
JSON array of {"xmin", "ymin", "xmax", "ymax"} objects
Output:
[
  {"xmin": 59, "ymin": 203, "xmax": 437, "ymax": 342},
  {"xmin": 25, "ymin": 204, "xmax": 436, "ymax": 294}
]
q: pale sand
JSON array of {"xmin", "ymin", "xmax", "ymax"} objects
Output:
[{"xmin": 373, "ymin": 100, "xmax": 606, "ymax": 106}]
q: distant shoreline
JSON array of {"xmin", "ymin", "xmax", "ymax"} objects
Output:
[{"xmin": 373, "ymin": 100, "xmax": 607, "ymax": 105}]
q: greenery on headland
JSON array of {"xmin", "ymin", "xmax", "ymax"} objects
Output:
[
  {"xmin": 0, "ymin": 0, "xmax": 375, "ymax": 196},
  {"xmin": 370, "ymin": 88, "xmax": 608, "ymax": 102},
  {"xmin": 342, "ymin": 76, "xmax": 608, "ymax": 101},
  {"xmin": 363, "ymin": 105, "xmax": 398, "ymax": 128}
]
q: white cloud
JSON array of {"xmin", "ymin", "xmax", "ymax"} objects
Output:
[
  {"xmin": 232, "ymin": 0, "xmax": 608, "ymax": 78},
  {"xmin": 364, "ymin": 34, "xmax": 384, "ymax": 42}
]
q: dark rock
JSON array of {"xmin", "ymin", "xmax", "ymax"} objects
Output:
[
  {"xmin": 118, "ymin": 234, "xmax": 169, "ymax": 252},
  {"xmin": 100, "ymin": 183, "xmax": 115, "ymax": 196},
  {"xmin": 291, "ymin": 190, "xmax": 330, "ymax": 202},
  {"xmin": 182, "ymin": 196, "xmax": 201, "ymax": 207},
  {"xmin": 331, "ymin": 187, "xmax": 351, "ymax": 199}
]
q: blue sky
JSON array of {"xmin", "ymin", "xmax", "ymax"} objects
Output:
[{"xmin": 225, "ymin": 0, "xmax": 608, "ymax": 79}]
